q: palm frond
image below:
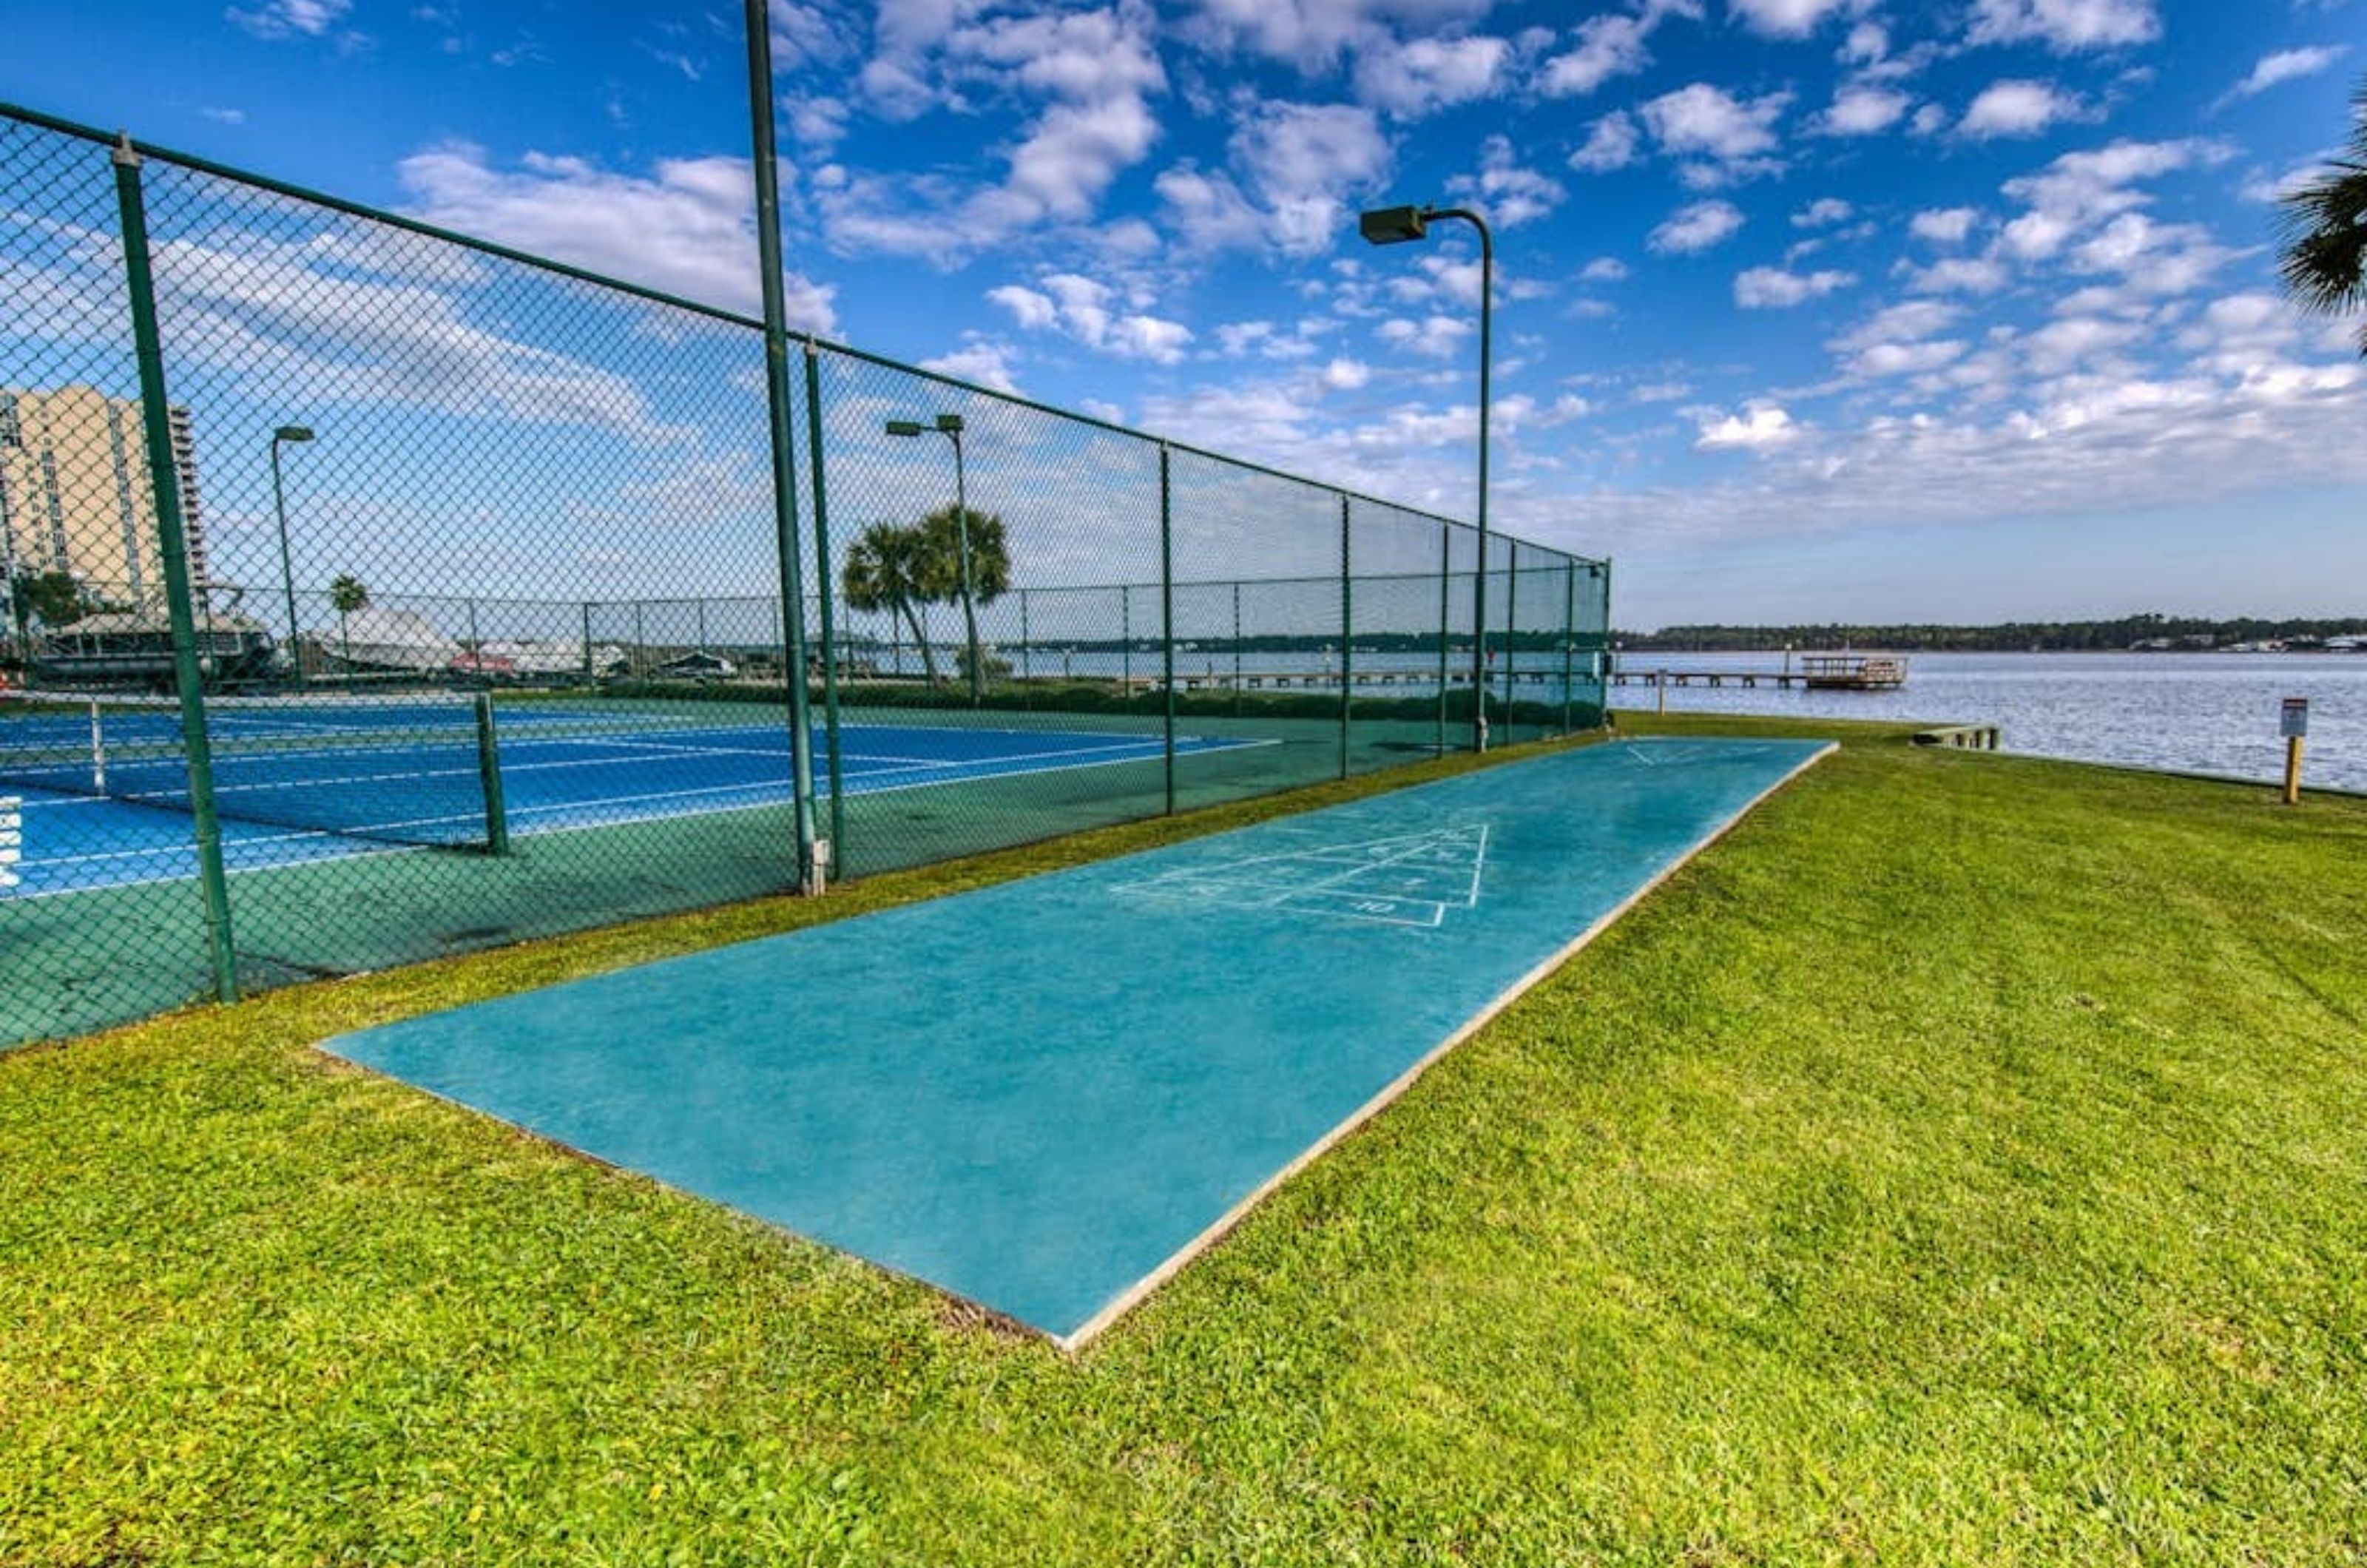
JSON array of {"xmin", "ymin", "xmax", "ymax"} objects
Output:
[{"xmin": 2275, "ymin": 79, "xmax": 2367, "ymax": 354}]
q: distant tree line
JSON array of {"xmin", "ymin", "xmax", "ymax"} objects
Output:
[{"xmin": 1611, "ymin": 614, "xmax": 2367, "ymax": 652}]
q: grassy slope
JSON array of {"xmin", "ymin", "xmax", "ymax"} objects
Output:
[{"xmin": 2, "ymin": 715, "xmax": 2363, "ymax": 1565}]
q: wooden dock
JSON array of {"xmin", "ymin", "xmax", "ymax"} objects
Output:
[
  {"xmin": 1110, "ymin": 667, "xmax": 1568, "ymax": 694},
  {"xmin": 1607, "ymin": 654, "xmax": 1908, "ymax": 692},
  {"xmin": 1609, "ymin": 669, "xmax": 1809, "ymax": 689}
]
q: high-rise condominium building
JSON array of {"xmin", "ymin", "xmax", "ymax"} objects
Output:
[{"xmin": 0, "ymin": 385, "xmax": 209, "ymax": 612}]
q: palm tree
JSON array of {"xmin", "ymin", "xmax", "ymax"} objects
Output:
[
  {"xmin": 840, "ymin": 523, "xmax": 939, "ymax": 686},
  {"xmin": 2278, "ymin": 78, "xmax": 2367, "ymax": 355},
  {"xmin": 328, "ymin": 573, "xmax": 368, "ymax": 672},
  {"xmin": 916, "ymin": 503, "xmax": 1012, "ymax": 700}
]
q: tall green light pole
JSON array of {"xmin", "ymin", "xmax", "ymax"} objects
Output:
[
  {"xmin": 1359, "ymin": 203, "xmax": 1493, "ymax": 751},
  {"xmin": 886, "ymin": 412, "xmax": 981, "ymax": 706},
  {"xmin": 745, "ymin": 0, "xmax": 820, "ymax": 892},
  {"xmin": 269, "ymin": 424, "xmax": 314, "ymax": 685}
]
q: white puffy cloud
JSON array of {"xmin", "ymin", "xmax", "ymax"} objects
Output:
[
  {"xmin": 1581, "ymin": 256, "xmax": 1631, "ymax": 282},
  {"xmin": 828, "ymin": 5, "xmax": 1169, "ymax": 260},
  {"xmin": 1155, "ymin": 164, "xmax": 1267, "ymax": 252},
  {"xmin": 1323, "ymin": 356, "xmax": 1372, "ymax": 389},
  {"xmin": 1818, "ymin": 85, "xmax": 1911, "ymax": 135},
  {"xmin": 1353, "ymin": 33, "xmax": 1511, "ymax": 116},
  {"xmin": 1794, "ymin": 197, "xmax": 1854, "ymax": 227},
  {"xmin": 1695, "ymin": 402, "xmax": 1801, "ymax": 450},
  {"xmin": 1846, "ymin": 338, "xmax": 1968, "ymax": 377},
  {"xmin": 1568, "ymin": 110, "xmax": 1643, "ymax": 172},
  {"xmin": 1996, "ymin": 138, "xmax": 2231, "ymax": 263},
  {"xmin": 920, "ymin": 335, "xmax": 1023, "ymax": 393},
  {"xmin": 1230, "ymin": 101, "xmax": 1394, "ymax": 256},
  {"xmin": 397, "ymin": 143, "xmax": 838, "ymax": 331},
  {"xmin": 1648, "ymin": 199, "xmax": 1746, "ymax": 254},
  {"xmin": 988, "ymin": 271, "xmax": 1194, "ymax": 362},
  {"xmin": 1727, "ymin": 0, "xmax": 1855, "ymax": 38},
  {"xmin": 1959, "ymin": 79, "xmax": 2087, "ymax": 138},
  {"xmin": 1735, "ymin": 266, "xmax": 1856, "ymax": 307},
  {"xmin": 226, "ymin": 0, "xmax": 351, "ymax": 40},
  {"xmin": 1641, "ymin": 83, "xmax": 1790, "ymax": 160},
  {"xmin": 1378, "ymin": 314, "xmax": 1474, "ymax": 356},
  {"xmin": 1184, "ymin": 0, "xmax": 1499, "ymax": 70},
  {"xmin": 1833, "ymin": 300, "xmax": 1962, "ymax": 351},
  {"xmin": 1839, "ymin": 21, "xmax": 1887, "ymax": 64},
  {"xmin": 1448, "ymin": 135, "xmax": 1566, "ymax": 227},
  {"xmin": 2021, "ymin": 314, "xmax": 2144, "ymax": 374},
  {"xmin": 1905, "ymin": 255, "xmax": 2013, "ymax": 293},
  {"xmin": 2219, "ymin": 46, "xmax": 2348, "ymax": 105},
  {"xmin": 985, "ymin": 283, "xmax": 1058, "ymax": 329},
  {"xmin": 1540, "ymin": 12, "xmax": 1655, "ymax": 95},
  {"xmin": 1910, "ymin": 206, "xmax": 1980, "ymax": 243},
  {"xmin": 1965, "ymin": 0, "xmax": 2159, "ymax": 53}
]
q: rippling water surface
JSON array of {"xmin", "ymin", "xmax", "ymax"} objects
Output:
[{"xmin": 1615, "ymin": 652, "xmax": 2366, "ymax": 792}]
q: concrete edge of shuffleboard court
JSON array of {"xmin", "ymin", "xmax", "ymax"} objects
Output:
[
  {"xmin": 320, "ymin": 736, "xmax": 1840, "ymax": 1354},
  {"xmin": 1054, "ymin": 736, "xmax": 1837, "ymax": 1351}
]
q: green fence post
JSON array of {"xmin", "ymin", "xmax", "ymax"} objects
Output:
[
  {"xmin": 1019, "ymin": 587, "xmax": 1030, "ymax": 688},
  {"xmin": 1504, "ymin": 547, "xmax": 1518, "ymax": 740},
  {"xmin": 1600, "ymin": 560, "xmax": 1614, "ymax": 725},
  {"xmin": 1436, "ymin": 523, "xmax": 1451, "ymax": 756},
  {"xmin": 1159, "ymin": 443, "xmax": 1176, "ymax": 816},
  {"xmin": 1556, "ymin": 573, "xmax": 1568, "ymax": 723},
  {"xmin": 109, "ymin": 133, "xmax": 238, "ymax": 1003},
  {"xmin": 1229, "ymin": 579, "xmax": 1242, "ymax": 717},
  {"xmin": 466, "ymin": 596, "xmax": 479, "ymax": 662},
  {"xmin": 745, "ymin": 0, "xmax": 819, "ymax": 892},
  {"xmin": 803, "ymin": 338, "xmax": 845, "ymax": 862},
  {"xmin": 473, "ymin": 692, "xmax": 510, "ymax": 854},
  {"xmin": 1121, "ymin": 586, "xmax": 1132, "ymax": 692},
  {"xmin": 581, "ymin": 601, "xmax": 592, "ymax": 682},
  {"xmin": 1338, "ymin": 494, "xmax": 1351, "ymax": 780}
]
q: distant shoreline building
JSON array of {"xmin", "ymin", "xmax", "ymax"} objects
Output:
[{"xmin": 0, "ymin": 385, "xmax": 209, "ymax": 614}]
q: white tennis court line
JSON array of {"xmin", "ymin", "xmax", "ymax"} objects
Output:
[{"xmin": 1, "ymin": 731, "xmax": 1283, "ymax": 895}]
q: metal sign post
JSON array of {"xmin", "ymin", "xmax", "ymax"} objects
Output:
[{"xmin": 2280, "ymin": 697, "xmax": 2308, "ymax": 805}]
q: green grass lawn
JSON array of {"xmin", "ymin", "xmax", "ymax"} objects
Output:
[{"xmin": 4, "ymin": 714, "xmax": 2363, "ymax": 1565}]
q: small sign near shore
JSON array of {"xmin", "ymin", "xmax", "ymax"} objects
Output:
[{"xmin": 2281, "ymin": 697, "xmax": 2308, "ymax": 805}]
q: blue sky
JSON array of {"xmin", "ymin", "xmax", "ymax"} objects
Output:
[{"xmin": 7, "ymin": 0, "xmax": 2364, "ymax": 627}]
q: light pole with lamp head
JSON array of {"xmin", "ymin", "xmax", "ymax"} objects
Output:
[
  {"xmin": 1358, "ymin": 203, "xmax": 1493, "ymax": 751},
  {"xmin": 885, "ymin": 412, "xmax": 982, "ymax": 706},
  {"xmin": 269, "ymin": 424, "xmax": 314, "ymax": 685}
]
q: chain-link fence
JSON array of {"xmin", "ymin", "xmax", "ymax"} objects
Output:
[{"xmin": 0, "ymin": 103, "xmax": 1609, "ymax": 1047}]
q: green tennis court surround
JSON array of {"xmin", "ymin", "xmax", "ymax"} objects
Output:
[{"xmin": 327, "ymin": 737, "xmax": 1829, "ymax": 1345}]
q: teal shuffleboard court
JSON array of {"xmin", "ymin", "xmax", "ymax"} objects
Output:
[{"xmin": 325, "ymin": 737, "xmax": 1833, "ymax": 1346}]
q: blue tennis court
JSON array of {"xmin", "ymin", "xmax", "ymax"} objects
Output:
[
  {"xmin": 0, "ymin": 700, "xmax": 1266, "ymax": 898},
  {"xmin": 325, "ymin": 737, "xmax": 1832, "ymax": 1347}
]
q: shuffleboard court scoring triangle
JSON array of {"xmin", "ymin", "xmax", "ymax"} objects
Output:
[{"xmin": 1111, "ymin": 821, "xmax": 1490, "ymax": 929}]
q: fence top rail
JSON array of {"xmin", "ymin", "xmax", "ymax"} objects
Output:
[{"xmin": 0, "ymin": 98, "xmax": 1606, "ymax": 573}]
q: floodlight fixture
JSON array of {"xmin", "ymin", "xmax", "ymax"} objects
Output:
[
  {"xmin": 933, "ymin": 413, "xmax": 965, "ymax": 433},
  {"xmin": 274, "ymin": 425, "xmax": 314, "ymax": 443},
  {"xmin": 884, "ymin": 419, "xmax": 924, "ymax": 437},
  {"xmin": 1358, "ymin": 205, "xmax": 1429, "ymax": 245}
]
